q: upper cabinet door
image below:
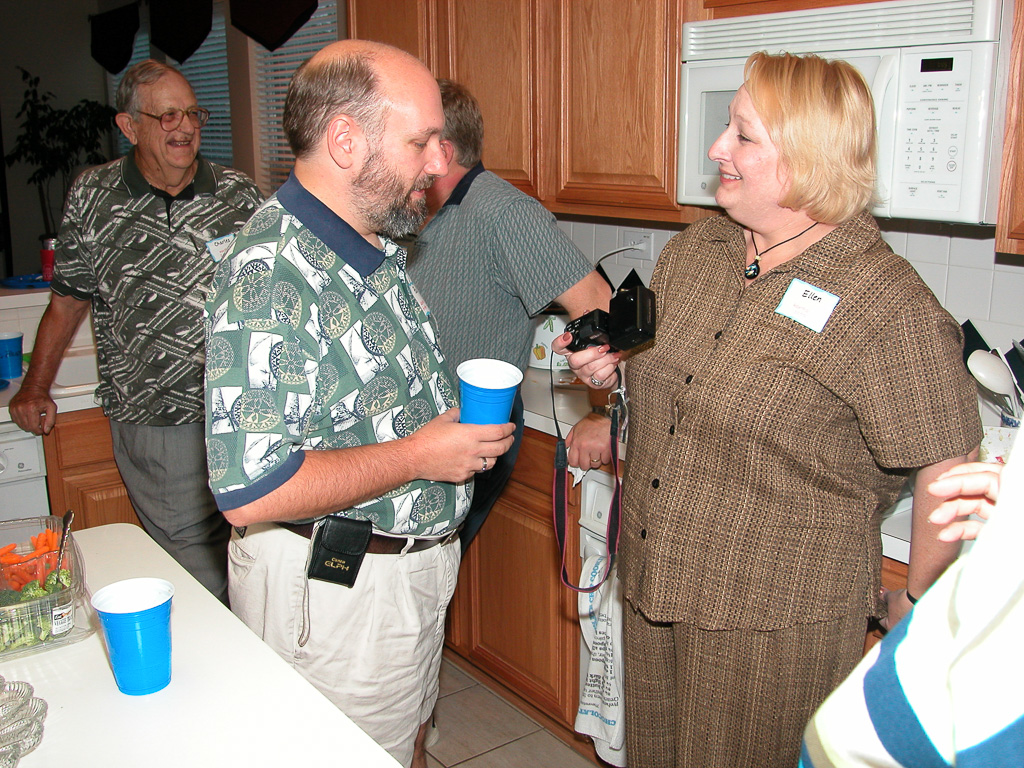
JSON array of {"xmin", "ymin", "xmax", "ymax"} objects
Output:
[
  {"xmin": 996, "ymin": 0, "xmax": 1024, "ymax": 256},
  {"xmin": 549, "ymin": 0, "xmax": 681, "ymax": 213},
  {"xmin": 346, "ymin": 0, "xmax": 437, "ymax": 68},
  {"xmin": 435, "ymin": 0, "xmax": 545, "ymax": 199}
]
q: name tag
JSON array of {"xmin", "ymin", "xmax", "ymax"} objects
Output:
[
  {"xmin": 775, "ymin": 279, "xmax": 839, "ymax": 333},
  {"xmin": 205, "ymin": 234, "xmax": 235, "ymax": 263}
]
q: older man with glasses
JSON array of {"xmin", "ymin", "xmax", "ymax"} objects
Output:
[{"xmin": 10, "ymin": 59, "xmax": 264, "ymax": 605}]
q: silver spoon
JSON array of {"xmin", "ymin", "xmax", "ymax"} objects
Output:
[
  {"xmin": 56, "ymin": 510, "xmax": 74, "ymax": 575},
  {"xmin": 967, "ymin": 350, "xmax": 1021, "ymax": 417}
]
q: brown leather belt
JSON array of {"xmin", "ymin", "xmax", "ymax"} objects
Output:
[{"xmin": 277, "ymin": 520, "xmax": 459, "ymax": 554}]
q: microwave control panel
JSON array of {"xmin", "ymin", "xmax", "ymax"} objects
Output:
[{"xmin": 890, "ymin": 43, "xmax": 997, "ymax": 220}]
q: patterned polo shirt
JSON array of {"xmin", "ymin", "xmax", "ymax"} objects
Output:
[
  {"xmin": 620, "ymin": 213, "xmax": 982, "ymax": 629},
  {"xmin": 204, "ymin": 173, "xmax": 468, "ymax": 537},
  {"xmin": 408, "ymin": 164, "xmax": 593, "ymax": 370},
  {"xmin": 52, "ymin": 151, "xmax": 264, "ymax": 425}
]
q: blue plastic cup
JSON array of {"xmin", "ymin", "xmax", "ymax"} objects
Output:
[
  {"xmin": 91, "ymin": 578, "xmax": 174, "ymax": 696},
  {"xmin": 0, "ymin": 332, "xmax": 23, "ymax": 379},
  {"xmin": 457, "ymin": 358, "xmax": 523, "ymax": 425}
]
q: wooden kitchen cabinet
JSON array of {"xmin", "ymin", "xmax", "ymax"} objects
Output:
[
  {"xmin": 996, "ymin": 0, "xmax": 1024, "ymax": 255},
  {"xmin": 701, "ymin": 0, "xmax": 882, "ymax": 19},
  {"xmin": 445, "ymin": 428, "xmax": 583, "ymax": 731},
  {"xmin": 349, "ymin": 0, "xmax": 715, "ymax": 224},
  {"xmin": 42, "ymin": 408, "xmax": 140, "ymax": 531},
  {"xmin": 545, "ymin": 0, "xmax": 682, "ymax": 215}
]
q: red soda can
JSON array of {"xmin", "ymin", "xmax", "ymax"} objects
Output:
[{"xmin": 41, "ymin": 238, "xmax": 56, "ymax": 281}]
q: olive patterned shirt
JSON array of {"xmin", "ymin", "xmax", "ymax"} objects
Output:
[
  {"xmin": 52, "ymin": 151, "xmax": 264, "ymax": 424},
  {"xmin": 204, "ymin": 173, "xmax": 468, "ymax": 536}
]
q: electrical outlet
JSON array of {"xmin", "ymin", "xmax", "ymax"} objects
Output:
[{"xmin": 620, "ymin": 228, "xmax": 653, "ymax": 260}]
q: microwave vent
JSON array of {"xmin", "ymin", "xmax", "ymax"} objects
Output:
[{"xmin": 683, "ymin": 0, "xmax": 1001, "ymax": 61}]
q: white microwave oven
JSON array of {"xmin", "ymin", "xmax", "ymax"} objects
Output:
[{"xmin": 677, "ymin": 0, "xmax": 1013, "ymax": 224}]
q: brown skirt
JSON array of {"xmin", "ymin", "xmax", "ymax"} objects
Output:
[{"xmin": 623, "ymin": 603, "xmax": 866, "ymax": 768}]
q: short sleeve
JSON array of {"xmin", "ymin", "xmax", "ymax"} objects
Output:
[
  {"xmin": 204, "ymin": 240, "xmax": 318, "ymax": 506},
  {"xmin": 490, "ymin": 198, "xmax": 592, "ymax": 315},
  {"xmin": 51, "ymin": 177, "xmax": 97, "ymax": 300},
  {"xmin": 851, "ymin": 289, "xmax": 981, "ymax": 469}
]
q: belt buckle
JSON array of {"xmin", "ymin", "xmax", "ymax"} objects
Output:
[{"xmin": 440, "ymin": 528, "xmax": 460, "ymax": 547}]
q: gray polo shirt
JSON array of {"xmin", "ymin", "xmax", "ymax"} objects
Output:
[{"xmin": 408, "ymin": 164, "xmax": 592, "ymax": 371}]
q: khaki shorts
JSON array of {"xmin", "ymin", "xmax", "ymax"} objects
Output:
[{"xmin": 228, "ymin": 522, "xmax": 461, "ymax": 767}]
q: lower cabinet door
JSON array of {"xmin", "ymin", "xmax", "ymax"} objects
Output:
[
  {"xmin": 445, "ymin": 429, "xmax": 581, "ymax": 729},
  {"xmin": 43, "ymin": 408, "xmax": 141, "ymax": 530},
  {"xmin": 58, "ymin": 466, "xmax": 140, "ymax": 530}
]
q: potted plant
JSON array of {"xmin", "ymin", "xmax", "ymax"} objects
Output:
[{"xmin": 4, "ymin": 67, "xmax": 117, "ymax": 239}]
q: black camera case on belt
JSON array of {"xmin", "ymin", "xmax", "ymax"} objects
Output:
[{"xmin": 307, "ymin": 516, "xmax": 372, "ymax": 588}]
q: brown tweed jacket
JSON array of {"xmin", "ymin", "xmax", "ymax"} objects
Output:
[{"xmin": 619, "ymin": 213, "xmax": 981, "ymax": 629}]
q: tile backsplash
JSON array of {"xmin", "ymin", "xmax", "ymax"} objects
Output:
[
  {"xmin": 558, "ymin": 217, "xmax": 1024, "ymax": 353},
  {"xmin": 0, "ymin": 297, "xmax": 93, "ymax": 354}
]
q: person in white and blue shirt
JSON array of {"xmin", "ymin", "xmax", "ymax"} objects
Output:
[{"xmin": 801, "ymin": 440, "xmax": 1024, "ymax": 767}]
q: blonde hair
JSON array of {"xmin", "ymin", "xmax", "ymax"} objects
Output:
[{"xmin": 744, "ymin": 51, "xmax": 877, "ymax": 224}]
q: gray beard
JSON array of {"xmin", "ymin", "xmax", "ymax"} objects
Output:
[
  {"xmin": 370, "ymin": 191, "xmax": 429, "ymax": 240},
  {"xmin": 354, "ymin": 149, "xmax": 431, "ymax": 240}
]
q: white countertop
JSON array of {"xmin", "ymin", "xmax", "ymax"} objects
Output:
[
  {"xmin": 0, "ymin": 287, "xmax": 98, "ymax": 424},
  {"xmin": 0, "ymin": 374, "xmax": 97, "ymax": 424},
  {"xmin": 0, "ymin": 287, "xmax": 49, "ymax": 310},
  {"xmin": 521, "ymin": 366, "xmax": 593, "ymax": 437},
  {"xmin": 0, "ymin": 523, "xmax": 400, "ymax": 767}
]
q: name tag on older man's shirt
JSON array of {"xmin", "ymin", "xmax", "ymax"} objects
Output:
[
  {"xmin": 206, "ymin": 234, "xmax": 235, "ymax": 262},
  {"xmin": 775, "ymin": 279, "xmax": 839, "ymax": 332}
]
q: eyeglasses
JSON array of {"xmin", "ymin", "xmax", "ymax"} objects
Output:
[{"xmin": 138, "ymin": 107, "xmax": 210, "ymax": 131}]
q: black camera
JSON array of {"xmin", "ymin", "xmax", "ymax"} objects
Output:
[{"xmin": 565, "ymin": 280, "xmax": 656, "ymax": 353}]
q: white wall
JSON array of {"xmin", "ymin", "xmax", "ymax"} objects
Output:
[{"xmin": 558, "ymin": 216, "xmax": 1024, "ymax": 354}]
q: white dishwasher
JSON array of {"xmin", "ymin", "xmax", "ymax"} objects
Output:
[{"xmin": 0, "ymin": 422, "xmax": 49, "ymax": 521}]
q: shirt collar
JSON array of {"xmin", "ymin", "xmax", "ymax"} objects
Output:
[
  {"xmin": 443, "ymin": 162, "xmax": 486, "ymax": 208},
  {"xmin": 121, "ymin": 148, "xmax": 215, "ymax": 197},
  {"xmin": 710, "ymin": 212, "xmax": 881, "ymax": 282},
  {"xmin": 276, "ymin": 171, "xmax": 386, "ymax": 277}
]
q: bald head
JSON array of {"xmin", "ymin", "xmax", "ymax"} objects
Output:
[{"xmin": 283, "ymin": 40, "xmax": 433, "ymax": 159}]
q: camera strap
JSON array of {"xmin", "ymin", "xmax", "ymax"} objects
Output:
[{"xmin": 550, "ymin": 364, "xmax": 622, "ymax": 594}]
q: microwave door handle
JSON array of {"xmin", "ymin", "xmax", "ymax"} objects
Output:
[{"xmin": 871, "ymin": 54, "xmax": 900, "ymax": 215}]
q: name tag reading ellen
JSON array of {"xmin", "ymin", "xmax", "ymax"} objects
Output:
[{"xmin": 775, "ymin": 279, "xmax": 839, "ymax": 333}]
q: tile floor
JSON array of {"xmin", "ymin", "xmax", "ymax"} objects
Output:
[{"xmin": 426, "ymin": 658, "xmax": 598, "ymax": 768}]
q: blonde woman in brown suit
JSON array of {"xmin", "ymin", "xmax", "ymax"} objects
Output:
[{"xmin": 555, "ymin": 51, "xmax": 981, "ymax": 767}]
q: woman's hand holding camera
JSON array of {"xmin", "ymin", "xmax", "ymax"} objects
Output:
[{"xmin": 552, "ymin": 334, "xmax": 621, "ymax": 390}]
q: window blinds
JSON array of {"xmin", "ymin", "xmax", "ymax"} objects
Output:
[
  {"xmin": 179, "ymin": 3, "xmax": 233, "ymax": 166},
  {"xmin": 252, "ymin": 0, "xmax": 339, "ymax": 192}
]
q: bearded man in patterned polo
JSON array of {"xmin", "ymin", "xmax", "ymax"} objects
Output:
[
  {"xmin": 10, "ymin": 60, "xmax": 264, "ymax": 604},
  {"xmin": 202, "ymin": 40, "xmax": 515, "ymax": 768}
]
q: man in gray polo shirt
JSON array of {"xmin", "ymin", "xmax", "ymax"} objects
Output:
[
  {"xmin": 10, "ymin": 60, "xmax": 263, "ymax": 604},
  {"xmin": 409, "ymin": 79, "xmax": 610, "ymax": 549}
]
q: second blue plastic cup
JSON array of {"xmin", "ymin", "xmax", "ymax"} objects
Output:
[
  {"xmin": 457, "ymin": 358, "xmax": 523, "ymax": 425},
  {"xmin": 0, "ymin": 333, "xmax": 23, "ymax": 379},
  {"xmin": 91, "ymin": 578, "xmax": 174, "ymax": 696}
]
